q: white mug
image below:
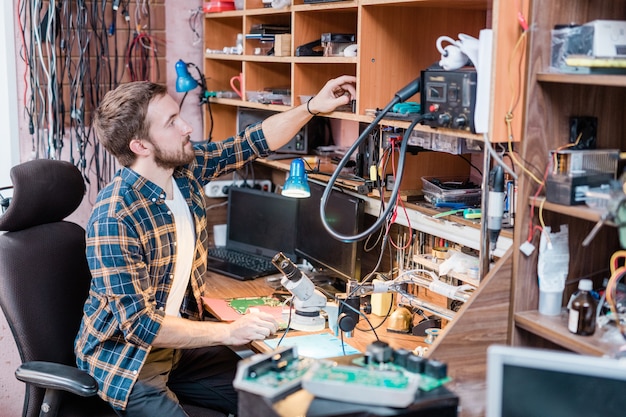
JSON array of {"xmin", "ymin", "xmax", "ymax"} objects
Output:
[
  {"xmin": 213, "ymin": 224, "xmax": 227, "ymax": 247},
  {"xmin": 436, "ymin": 36, "xmax": 469, "ymax": 71}
]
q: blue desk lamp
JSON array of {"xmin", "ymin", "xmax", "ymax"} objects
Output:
[
  {"xmin": 174, "ymin": 59, "xmax": 213, "ymax": 142},
  {"xmin": 175, "ymin": 59, "xmax": 199, "ymax": 93},
  {"xmin": 282, "ymin": 158, "xmax": 310, "ymax": 198}
]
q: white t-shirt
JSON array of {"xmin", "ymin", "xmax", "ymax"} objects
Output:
[{"xmin": 164, "ymin": 180, "xmax": 195, "ymax": 317}]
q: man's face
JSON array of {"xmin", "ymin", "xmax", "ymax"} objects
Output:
[{"xmin": 145, "ymin": 94, "xmax": 195, "ymax": 169}]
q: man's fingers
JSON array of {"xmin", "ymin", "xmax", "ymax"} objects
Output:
[{"xmin": 247, "ymin": 310, "xmax": 279, "ymax": 334}]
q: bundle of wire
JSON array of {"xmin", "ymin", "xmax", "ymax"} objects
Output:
[
  {"xmin": 607, "ymin": 250, "xmax": 626, "ymax": 339},
  {"xmin": 17, "ymin": 0, "xmax": 161, "ymax": 193}
]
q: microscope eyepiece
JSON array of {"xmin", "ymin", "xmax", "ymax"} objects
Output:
[{"xmin": 272, "ymin": 252, "xmax": 302, "ymax": 282}]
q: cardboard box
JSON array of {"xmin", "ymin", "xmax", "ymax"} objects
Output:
[{"xmin": 274, "ymin": 34, "xmax": 292, "ymax": 57}]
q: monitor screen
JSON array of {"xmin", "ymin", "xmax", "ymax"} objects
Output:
[
  {"xmin": 486, "ymin": 344, "xmax": 626, "ymax": 417},
  {"xmin": 227, "ymin": 187, "xmax": 298, "ymax": 260},
  {"xmin": 295, "ymin": 180, "xmax": 364, "ymax": 281}
]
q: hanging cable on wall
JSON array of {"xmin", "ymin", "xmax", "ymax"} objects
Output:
[
  {"xmin": 16, "ymin": 0, "xmax": 36, "ymax": 158},
  {"xmin": 188, "ymin": 7, "xmax": 203, "ymax": 46},
  {"xmin": 17, "ymin": 0, "xmax": 162, "ymax": 199},
  {"xmin": 126, "ymin": 0, "xmax": 162, "ymax": 82},
  {"xmin": 126, "ymin": 30, "xmax": 161, "ymax": 81}
]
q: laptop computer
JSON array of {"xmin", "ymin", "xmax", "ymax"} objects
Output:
[{"xmin": 207, "ymin": 186, "xmax": 298, "ymax": 280}]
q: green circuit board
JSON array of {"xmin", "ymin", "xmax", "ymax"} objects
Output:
[{"xmin": 228, "ymin": 296, "xmax": 283, "ymax": 314}]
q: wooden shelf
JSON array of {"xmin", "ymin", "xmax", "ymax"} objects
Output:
[
  {"xmin": 537, "ymin": 72, "xmax": 626, "ymax": 87},
  {"xmin": 358, "ymin": 0, "xmax": 487, "ymax": 8},
  {"xmin": 291, "ymin": 56, "xmax": 358, "ymax": 64},
  {"xmin": 514, "ymin": 310, "xmax": 624, "ymax": 357},
  {"xmin": 529, "ymin": 196, "xmax": 611, "ymax": 224},
  {"xmin": 255, "ymin": 157, "xmax": 514, "ymax": 258},
  {"xmin": 292, "ymin": 1, "xmax": 358, "ymax": 11},
  {"xmin": 204, "ymin": 54, "xmax": 358, "ymax": 64},
  {"xmin": 204, "ymin": 10, "xmax": 245, "ymax": 19},
  {"xmin": 209, "ymin": 96, "xmax": 487, "ymax": 139},
  {"xmin": 204, "ymin": 54, "xmax": 290, "ymax": 63},
  {"xmin": 210, "ymin": 98, "xmax": 291, "ymax": 112}
]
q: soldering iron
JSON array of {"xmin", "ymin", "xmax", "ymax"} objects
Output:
[{"xmin": 487, "ymin": 165, "xmax": 505, "ymax": 253}]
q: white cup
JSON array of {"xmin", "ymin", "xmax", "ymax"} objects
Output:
[
  {"xmin": 538, "ymin": 289, "xmax": 564, "ymax": 316},
  {"xmin": 213, "ymin": 224, "xmax": 227, "ymax": 247}
]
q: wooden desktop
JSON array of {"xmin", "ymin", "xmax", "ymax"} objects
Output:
[
  {"xmin": 203, "ymin": 270, "xmax": 430, "ymax": 353},
  {"xmin": 203, "ymin": 271, "xmax": 459, "ymax": 417}
]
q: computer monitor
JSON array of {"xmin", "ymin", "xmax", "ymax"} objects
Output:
[
  {"xmin": 295, "ymin": 180, "xmax": 364, "ymax": 281},
  {"xmin": 486, "ymin": 344, "xmax": 626, "ymax": 417},
  {"xmin": 227, "ymin": 187, "xmax": 298, "ymax": 260}
]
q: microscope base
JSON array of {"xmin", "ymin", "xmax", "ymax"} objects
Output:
[{"xmin": 284, "ymin": 310, "xmax": 325, "ymax": 332}]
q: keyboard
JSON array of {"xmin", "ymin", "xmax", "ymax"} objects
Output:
[{"xmin": 207, "ymin": 247, "xmax": 278, "ymax": 280}]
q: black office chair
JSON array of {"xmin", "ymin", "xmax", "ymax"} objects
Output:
[{"xmin": 0, "ymin": 159, "xmax": 223, "ymax": 417}]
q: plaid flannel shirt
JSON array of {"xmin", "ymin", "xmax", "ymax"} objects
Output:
[{"xmin": 74, "ymin": 123, "xmax": 270, "ymax": 410}]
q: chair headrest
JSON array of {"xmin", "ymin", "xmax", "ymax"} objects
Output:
[{"xmin": 0, "ymin": 159, "xmax": 85, "ymax": 232}]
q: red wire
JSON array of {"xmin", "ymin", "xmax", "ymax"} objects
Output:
[
  {"xmin": 526, "ymin": 163, "xmax": 550, "ymax": 243},
  {"xmin": 126, "ymin": 32, "xmax": 164, "ymax": 81},
  {"xmin": 514, "ymin": 0, "xmax": 529, "ymax": 31}
]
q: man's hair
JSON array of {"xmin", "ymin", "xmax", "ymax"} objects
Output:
[{"xmin": 93, "ymin": 82, "xmax": 168, "ymax": 167}]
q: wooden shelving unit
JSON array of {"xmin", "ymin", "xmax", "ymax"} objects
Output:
[
  {"xmin": 202, "ymin": 0, "xmax": 504, "ymax": 136},
  {"xmin": 204, "ymin": 1, "xmax": 526, "ymax": 415},
  {"xmin": 512, "ymin": 0, "xmax": 626, "ymax": 356}
]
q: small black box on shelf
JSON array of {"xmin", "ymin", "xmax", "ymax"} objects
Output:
[
  {"xmin": 237, "ymin": 108, "xmax": 330, "ymax": 155},
  {"xmin": 546, "ymin": 172, "xmax": 613, "ymax": 206}
]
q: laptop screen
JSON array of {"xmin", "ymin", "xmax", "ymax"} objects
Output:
[
  {"xmin": 226, "ymin": 187, "xmax": 298, "ymax": 260},
  {"xmin": 486, "ymin": 344, "xmax": 626, "ymax": 417}
]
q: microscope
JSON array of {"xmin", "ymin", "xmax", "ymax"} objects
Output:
[
  {"xmin": 272, "ymin": 252, "xmax": 474, "ymax": 336},
  {"xmin": 271, "ymin": 252, "xmax": 340, "ymax": 334}
]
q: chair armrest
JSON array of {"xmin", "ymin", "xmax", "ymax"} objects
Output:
[{"xmin": 15, "ymin": 361, "xmax": 99, "ymax": 397}]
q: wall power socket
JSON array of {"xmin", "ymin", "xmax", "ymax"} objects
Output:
[{"xmin": 204, "ymin": 179, "xmax": 273, "ymax": 198}]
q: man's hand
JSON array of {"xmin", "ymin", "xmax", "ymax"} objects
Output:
[
  {"xmin": 152, "ymin": 311, "xmax": 279, "ymax": 349},
  {"xmin": 307, "ymin": 75, "xmax": 357, "ymax": 115},
  {"xmin": 261, "ymin": 75, "xmax": 357, "ymax": 151},
  {"xmin": 226, "ymin": 310, "xmax": 279, "ymax": 345}
]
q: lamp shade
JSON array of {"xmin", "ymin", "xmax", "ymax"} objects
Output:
[
  {"xmin": 175, "ymin": 60, "xmax": 198, "ymax": 93},
  {"xmin": 282, "ymin": 158, "xmax": 310, "ymax": 198}
]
